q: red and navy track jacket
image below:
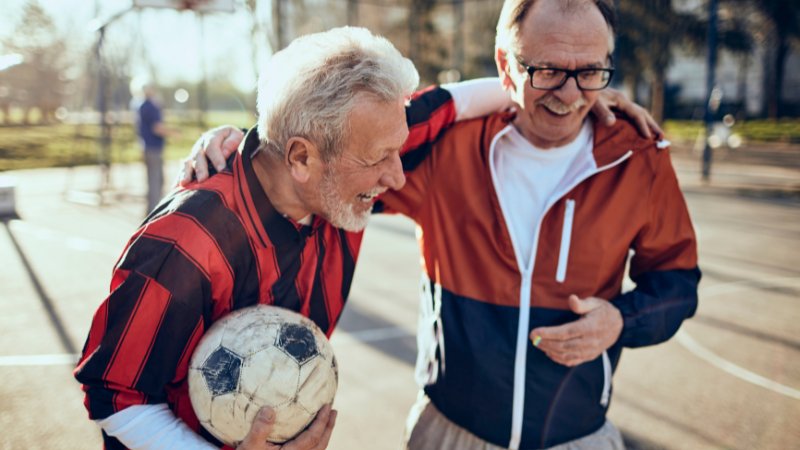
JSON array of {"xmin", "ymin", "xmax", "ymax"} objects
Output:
[
  {"xmin": 378, "ymin": 112, "xmax": 700, "ymax": 449},
  {"xmin": 73, "ymin": 86, "xmax": 458, "ymax": 449}
]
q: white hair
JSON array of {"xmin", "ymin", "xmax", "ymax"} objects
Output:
[{"xmin": 256, "ymin": 26, "xmax": 419, "ymax": 161}]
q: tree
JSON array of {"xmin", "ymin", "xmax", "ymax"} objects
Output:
[
  {"xmin": 746, "ymin": 0, "xmax": 799, "ymax": 118},
  {"xmin": 407, "ymin": 0, "xmax": 449, "ymax": 84},
  {"xmin": 615, "ymin": 0, "xmax": 751, "ymax": 122},
  {"xmin": 0, "ymin": 0, "xmax": 71, "ymax": 124}
]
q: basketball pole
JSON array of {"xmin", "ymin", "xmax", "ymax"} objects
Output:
[{"xmin": 65, "ymin": 6, "xmax": 134, "ymax": 206}]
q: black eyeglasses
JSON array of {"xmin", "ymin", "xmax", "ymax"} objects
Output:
[{"xmin": 515, "ymin": 56, "xmax": 614, "ymax": 91}]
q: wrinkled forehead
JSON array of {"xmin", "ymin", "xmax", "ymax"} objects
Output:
[{"xmin": 514, "ymin": 1, "xmax": 613, "ymax": 66}]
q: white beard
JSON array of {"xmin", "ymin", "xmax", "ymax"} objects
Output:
[{"xmin": 320, "ymin": 169, "xmax": 371, "ymax": 232}]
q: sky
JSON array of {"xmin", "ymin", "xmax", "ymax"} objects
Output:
[{"xmin": 1, "ymin": 0, "xmax": 264, "ymax": 92}]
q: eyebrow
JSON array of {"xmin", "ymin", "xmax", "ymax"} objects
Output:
[{"xmin": 530, "ymin": 61, "xmax": 607, "ymax": 69}]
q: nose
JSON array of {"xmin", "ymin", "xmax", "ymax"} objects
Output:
[
  {"xmin": 554, "ymin": 76, "xmax": 582, "ymax": 106},
  {"xmin": 380, "ymin": 151, "xmax": 406, "ymax": 191}
]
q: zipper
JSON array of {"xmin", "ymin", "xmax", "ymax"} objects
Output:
[
  {"xmin": 488, "ymin": 127, "xmax": 633, "ymax": 449},
  {"xmin": 414, "ymin": 274, "xmax": 446, "ymax": 387},
  {"xmin": 601, "ymin": 351, "xmax": 611, "ymax": 406},
  {"xmin": 555, "ymin": 199, "xmax": 575, "ymax": 283},
  {"xmin": 509, "ymin": 270, "xmax": 532, "ymax": 450}
]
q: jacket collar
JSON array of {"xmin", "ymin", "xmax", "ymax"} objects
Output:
[{"xmin": 488, "ymin": 110, "xmax": 657, "ymax": 167}]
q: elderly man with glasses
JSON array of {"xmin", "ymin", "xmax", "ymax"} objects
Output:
[{"xmin": 392, "ymin": 1, "xmax": 699, "ymax": 449}]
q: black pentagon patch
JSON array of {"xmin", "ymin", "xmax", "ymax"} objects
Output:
[
  {"xmin": 201, "ymin": 347, "xmax": 242, "ymax": 396},
  {"xmin": 276, "ymin": 323, "xmax": 319, "ymax": 365}
]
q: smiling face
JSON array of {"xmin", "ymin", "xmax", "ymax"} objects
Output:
[
  {"xmin": 497, "ymin": 0, "xmax": 612, "ymax": 149},
  {"xmin": 313, "ymin": 94, "xmax": 408, "ymax": 231}
]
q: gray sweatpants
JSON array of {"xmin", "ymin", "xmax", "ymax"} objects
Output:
[
  {"xmin": 404, "ymin": 394, "xmax": 625, "ymax": 450},
  {"xmin": 143, "ymin": 149, "xmax": 164, "ymax": 213}
]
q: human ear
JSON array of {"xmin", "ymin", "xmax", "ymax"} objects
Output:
[
  {"xmin": 496, "ymin": 48, "xmax": 517, "ymax": 93},
  {"xmin": 285, "ymin": 137, "xmax": 318, "ymax": 183}
]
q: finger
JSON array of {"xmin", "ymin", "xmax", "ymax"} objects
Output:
[
  {"xmin": 542, "ymin": 349, "xmax": 578, "ymax": 366},
  {"xmin": 531, "ymin": 322, "xmax": 583, "ymax": 342},
  {"xmin": 567, "ymin": 295, "xmax": 605, "ymax": 315},
  {"xmin": 648, "ymin": 116, "xmax": 664, "ymax": 140},
  {"xmin": 193, "ymin": 147, "xmax": 210, "ymax": 182},
  {"xmin": 208, "ymin": 129, "xmax": 233, "ymax": 172},
  {"xmin": 177, "ymin": 158, "xmax": 193, "ymax": 187},
  {"xmin": 310, "ymin": 409, "xmax": 336, "ymax": 450},
  {"xmin": 180, "ymin": 159, "xmax": 192, "ymax": 185},
  {"xmin": 633, "ymin": 108, "xmax": 652, "ymax": 140},
  {"xmin": 544, "ymin": 347, "xmax": 595, "ymax": 367},
  {"xmin": 284, "ymin": 405, "xmax": 332, "ymax": 450},
  {"xmin": 536, "ymin": 335, "xmax": 583, "ymax": 354},
  {"xmin": 219, "ymin": 128, "xmax": 245, "ymax": 163},
  {"xmin": 210, "ymin": 126, "xmax": 243, "ymax": 172},
  {"xmin": 240, "ymin": 407, "xmax": 276, "ymax": 449}
]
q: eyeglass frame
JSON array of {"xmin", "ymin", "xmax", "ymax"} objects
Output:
[{"xmin": 514, "ymin": 55, "xmax": 615, "ymax": 91}]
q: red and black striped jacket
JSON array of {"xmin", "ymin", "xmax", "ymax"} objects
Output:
[{"xmin": 73, "ymin": 86, "xmax": 457, "ymax": 449}]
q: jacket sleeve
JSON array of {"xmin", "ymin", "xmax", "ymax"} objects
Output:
[
  {"xmin": 399, "ymin": 85, "xmax": 457, "ymax": 172},
  {"xmin": 611, "ymin": 147, "xmax": 701, "ymax": 348},
  {"xmin": 399, "ymin": 79, "xmax": 507, "ymax": 173},
  {"xmin": 74, "ymin": 229, "xmax": 211, "ymax": 420}
]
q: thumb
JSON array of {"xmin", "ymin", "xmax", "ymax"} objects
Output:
[
  {"xmin": 568, "ymin": 294, "xmax": 603, "ymax": 315},
  {"xmin": 240, "ymin": 407, "xmax": 275, "ymax": 448}
]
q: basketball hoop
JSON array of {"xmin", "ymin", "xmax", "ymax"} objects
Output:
[{"xmin": 132, "ymin": 0, "xmax": 235, "ymax": 13}]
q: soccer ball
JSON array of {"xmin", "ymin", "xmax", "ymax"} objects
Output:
[{"xmin": 188, "ymin": 305, "xmax": 338, "ymax": 446}]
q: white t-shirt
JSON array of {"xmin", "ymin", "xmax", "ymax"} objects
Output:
[{"xmin": 493, "ymin": 120, "xmax": 593, "ymax": 268}]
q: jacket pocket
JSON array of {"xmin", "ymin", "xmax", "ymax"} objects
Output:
[{"xmin": 556, "ymin": 199, "xmax": 576, "ymax": 283}]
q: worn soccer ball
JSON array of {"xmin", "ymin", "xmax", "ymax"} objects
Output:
[{"xmin": 188, "ymin": 305, "xmax": 338, "ymax": 446}]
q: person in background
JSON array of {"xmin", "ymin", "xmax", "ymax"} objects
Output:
[{"xmin": 131, "ymin": 79, "xmax": 173, "ymax": 213}]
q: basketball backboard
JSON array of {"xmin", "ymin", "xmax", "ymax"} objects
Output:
[{"xmin": 133, "ymin": 0, "xmax": 235, "ymax": 13}]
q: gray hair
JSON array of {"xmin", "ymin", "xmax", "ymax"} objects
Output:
[
  {"xmin": 256, "ymin": 26, "xmax": 419, "ymax": 161},
  {"xmin": 495, "ymin": 0, "xmax": 616, "ymax": 56}
]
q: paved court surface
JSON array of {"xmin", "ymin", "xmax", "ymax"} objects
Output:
[{"xmin": 0, "ymin": 150, "xmax": 798, "ymax": 450}]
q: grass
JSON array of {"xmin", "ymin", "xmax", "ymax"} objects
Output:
[
  {"xmin": 0, "ymin": 113, "xmax": 797, "ymax": 171},
  {"xmin": 0, "ymin": 110, "xmax": 256, "ymax": 171},
  {"xmin": 664, "ymin": 119, "xmax": 800, "ymax": 144}
]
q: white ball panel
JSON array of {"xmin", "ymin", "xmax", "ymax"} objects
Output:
[
  {"xmin": 219, "ymin": 315, "xmax": 280, "ymax": 358},
  {"xmin": 187, "ymin": 367, "xmax": 212, "ymax": 422},
  {"xmin": 296, "ymin": 358, "xmax": 337, "ymax": 411},
  {"xmin": 208, "ymin": 392, "xmax": 248, "ymax": 445},
  {"xmin": 244, "ymin": 347, "xmax": 300, "ymax": 407},
  {"xmin": 269, "ymin": 401, "xmax": 315, "ymax": 444}
]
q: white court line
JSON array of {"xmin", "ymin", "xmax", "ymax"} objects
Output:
[
  {"xmin": 676, "ymin": 331, "xmax": 800, "ymax": 400},
  {"xmin": 679, "ymin": 275, "xmax": 800, "ymax": 401},
  {"xmin": 7, "ymin": 220, "xmax": 120, "ymax": 256},
  {"xmin": 0, "ymin": 353, "xmax": 80, "ymax": 367}
]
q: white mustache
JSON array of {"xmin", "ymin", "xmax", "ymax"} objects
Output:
[{"xmin": 536, "ymin": 95, "xmax": 587, "ymax": 114}]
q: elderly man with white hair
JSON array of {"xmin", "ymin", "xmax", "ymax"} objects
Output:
[{"xmin": 75, "ymin": 27, "xmax": 425, "ymax": 450}]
